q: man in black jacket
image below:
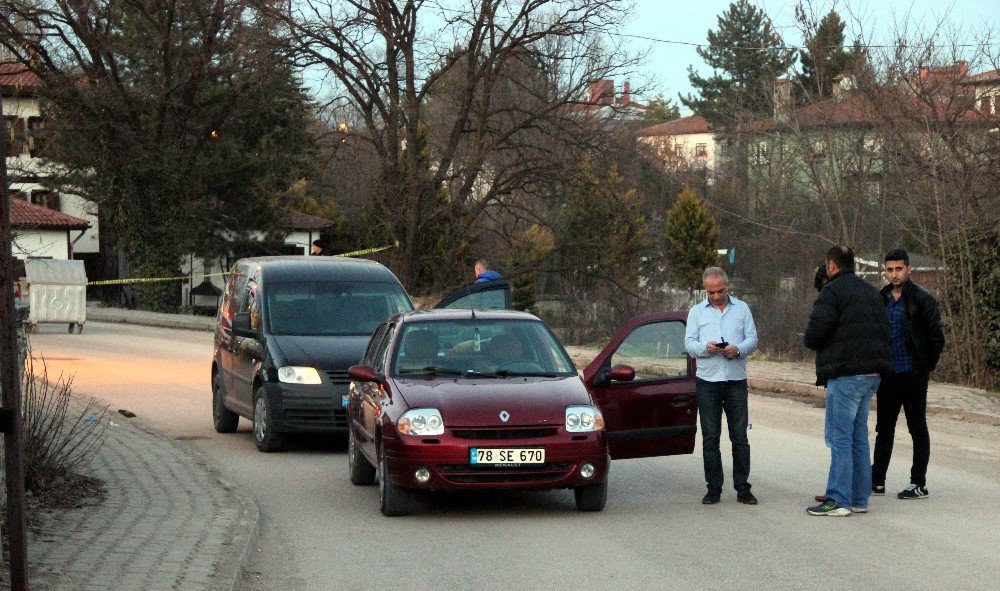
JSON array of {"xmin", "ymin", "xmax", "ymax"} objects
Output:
[
  {"xmin": 804, "ymin": 246, "xmax": 892, "ymax": 516},
  {"xmin": 871, "ymin": 249, "xmax": 945, "ymax": 500}
]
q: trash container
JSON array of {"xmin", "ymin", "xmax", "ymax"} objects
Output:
[{"xmin": 24, "ymin": 259, "xmax": 88, "ymax": 334}]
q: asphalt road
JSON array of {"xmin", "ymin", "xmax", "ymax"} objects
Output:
[{"xmin": 30, "ymin": 321, "xmax": 1000, "ymax": 591}]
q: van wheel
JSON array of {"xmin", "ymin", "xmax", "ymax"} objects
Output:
[
  {"xmin": 253, "ymin": 387, "xmax": 285, "ymax": 452},
  {"xmin": 574, "ymin": 482, "xmax": 607, "ymax": 512},
  {"xmin": 212, "ymin": 374, "xmax": 239, "ymax": 433},
  {"xmin": 379, "ymin": 444, "xmax": 410, "ymax": 516},
  {"xmin": 348, "ymin": 427, "xmax": 376, "ymax": 485}
]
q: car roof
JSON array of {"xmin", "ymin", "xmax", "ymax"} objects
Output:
[
  {"xmin": 396, "ymin": 308, "xmax": 541, "ymax": 324},
  {"xmin": 237, "ymin": 256, "xmax": 402, "ymax": 283}
]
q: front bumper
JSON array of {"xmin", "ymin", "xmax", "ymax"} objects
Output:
[
  {"xmin": 263, "ymin": 371, "xmax": 350, "ymax": 433},
  {"xmin": 383, "ymin": 428, "xmax": 610, "ymax": 491}
]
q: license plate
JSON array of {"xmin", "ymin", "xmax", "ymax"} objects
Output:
[
  {"xmin": 469, "ymin": 447, "xmax": 545, "ymax": 465},
  {"xmin": 341, "ymin": 394, "xmax": 349, "ymax": 408}
]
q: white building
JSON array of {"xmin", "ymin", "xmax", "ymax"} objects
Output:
[
  {"xmin": 636, "ymin": 114, "xmax": 718, "ymax": 176},
  {"xmin": 9, "ymin": 193, "xmax": 91, "ymax": 261}
]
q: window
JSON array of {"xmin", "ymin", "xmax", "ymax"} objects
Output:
[
  {"xmin": 695, "ymin": 143, "xmax": 707, "ymax": 157},
  {"xmin": 3, "ymin": 116, "xmax": 26, "ymax": 156},
  {"xmin": 26, "ymin": 117, "xmax": 49, "ymax": 157},
  {"xmin": 753, "ymin": 142, "xmax": 769, "ymax": 165},
  {"xmin": 609, "ymin": 321, "xmax": 689, "ymax": 381},
  {"xmin": 266, "ymin": 280, "xmax": 412, "ymax": 336},
  {"xmin": 30, "ymin": 190, "xmax": 59, "ymax": 211},
  {"xmin": 674, "ymin": 144, "xmax": 683, "ymax": 159}
]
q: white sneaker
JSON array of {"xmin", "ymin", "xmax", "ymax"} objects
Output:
[{"xmin": 851, "ymin": 507, "xmax": 869, "ymax": 513}]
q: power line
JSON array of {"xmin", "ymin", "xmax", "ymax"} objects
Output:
[{"xmin": 619, "ymin": 32, "xmax": 999, "ymax": 51}]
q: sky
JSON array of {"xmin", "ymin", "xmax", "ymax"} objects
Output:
[{"xmin": 621, "ymin": 0, "xmax": 1000, "ymax": 113}]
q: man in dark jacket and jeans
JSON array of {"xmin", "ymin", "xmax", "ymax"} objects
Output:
[
  {"xmin": 871, "ymin": 249, "xmax": 945, "ymax": 500},
  {"xmin": 804, "ymin": 246, "xmax": 892, "ymax": 516}
]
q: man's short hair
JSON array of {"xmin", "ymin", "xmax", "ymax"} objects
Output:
[
  {"xmin": 826, "ymin": 245, "xmax": 855, "ymax": 272},
  {"xmin": 312, "ymin": 239, "xmax": 324, "ymax": 248},
  {"xmin": 884, "ymin": 248, "xmax": 910, "ymax": 266},
  {"xmin": 702, "ymin": 266, "xmax": 728, "ymax": 284},
  {"xmin": 475, "ymin": 258, "xmax": 492, "ymax": 271}
]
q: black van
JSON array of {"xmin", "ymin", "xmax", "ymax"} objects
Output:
[{"xmin": 211, "ymin": 256, "xmax": 414, "ymax": 452}]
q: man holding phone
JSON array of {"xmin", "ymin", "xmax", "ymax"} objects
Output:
[{"xmin": 685, "ymin": 267, "xmax": 759, "ymax": 505}]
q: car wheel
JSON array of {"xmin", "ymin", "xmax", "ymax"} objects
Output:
[
  {"xmin": 212, "ymin": 374, "xmax": 239, "ymax": 433},
  {"xmin": 253, "ymin": 387, "xmax": 285, "ymax": 452},
  {"xmin": 574, "ymin": 481, "xmax": 608, "ymax": 512},
  {"xmin": 378, "ymin": 443, "xmax": 410, "ymax": 516},
  {"xmin": 348, "ymin": 427, "xmax": 376, "ymax": 486}
]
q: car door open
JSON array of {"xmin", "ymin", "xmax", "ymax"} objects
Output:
[{"xmin": 583, "ymin": 312, "xmax": 698, "ymax": 460}]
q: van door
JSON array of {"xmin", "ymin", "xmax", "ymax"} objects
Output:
[
  {"xmin": 218, "ymin": 265, "xmax": 250, "ymax": 410},
  {"xmin": 583, "ymin": 312, "xmax": 698, "ymax": 460},
  {"xmin": 232, "ymin": 272, "xmax": 263, "ymax": 414}
]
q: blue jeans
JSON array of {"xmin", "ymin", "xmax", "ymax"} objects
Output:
[
  {"xmin": 824, "ymin": 375, "xmax": 880, "ymax": 508},
  {"xmin": 696, "ymin": 379, "xmax": 751, "ymax": 493}
]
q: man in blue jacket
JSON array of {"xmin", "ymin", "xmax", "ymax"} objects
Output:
[
  {"xmin": 685, "ymin": 267, "xmax": 759, "ymax": 506},
  {"xmin": 804, "ymin": 246, "xmax": 891, "ymax": 516},
  {"xmin": 474, "ymin": 259, "xmax": 504, "ymax": 283}
]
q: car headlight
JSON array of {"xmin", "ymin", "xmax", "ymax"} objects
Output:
[
  {"xmin": 397, "ymin": 409, "xmax": 445, "ymax": 436},
  {"xmin": 565, "ymin": 405, "xmax": 605, "ymax": 432},
  {"xmin": 277, "ymin": 366, "xmax": 322, "ymax": 385}
]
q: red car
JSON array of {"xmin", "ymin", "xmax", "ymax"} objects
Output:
[{"xmin": 347, "ymin": 309, "xmax": 696, "ymax": 516}]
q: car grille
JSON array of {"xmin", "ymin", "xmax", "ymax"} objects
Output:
[
  {"xmin": 450, "ymin": 426, "xmax": 558, "ymax": 440},
  {"xmin": 438, "ymin": 462, "xmax": 574, "ymax": 484},
  {"xmin": 325, "ymin": 370, "xmax": 351, "ymax": 384},
  {"xmin": 283, "ymin": 407, "xmax": 348, "ymax": 429}
]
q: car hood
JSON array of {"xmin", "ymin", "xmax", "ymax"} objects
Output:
[
  {"xmin": 391, "ymin": 376, "xmax": 591, "ymax": 427},
  {"xmin": 269, "ymin": 335, "xmax": 370, "ymax": 371}
]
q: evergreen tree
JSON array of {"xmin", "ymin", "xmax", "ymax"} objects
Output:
[
  {"xmin": 797, "ymin": 10, "xmax": 857, "ymax": 99},
  {"xmin": 639, "ymin": 93, "xmax": 681, "ymax": 126},
  {"xmin": 664, "ymin": 186, "xmax": 722, "ymax": 290},
  {"xmin": 681, "ymin": 0, "xmax": 796, "ymax": 128}
]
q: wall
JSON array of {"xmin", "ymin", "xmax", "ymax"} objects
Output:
[{"xmin": 11, "ymin": 230, "xmax": 70, "ymax": 260}]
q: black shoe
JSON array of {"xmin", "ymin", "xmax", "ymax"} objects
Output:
[
  {"xmin": 872, "ymin": 484, "xmax": 886, "ymax": 496},
  {"xmin": 737, "ymin": 491, "xmax": 758, "ymax": 505},
  {"xmin": 702, "ymin": 491, "xmax": 721, "ymax": 504},
  {"xmin": 897, "ymin": 484, "xmax": 929, "ymax": 499}
]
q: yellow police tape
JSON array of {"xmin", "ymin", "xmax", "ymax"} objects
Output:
[{"xmin": 85, "ymin": 241, "xmax": 400, "ymax": 286}]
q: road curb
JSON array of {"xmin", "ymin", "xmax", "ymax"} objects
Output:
[{"xmin": 86, "ymin": 306, "xmax": 215, "ymax": 332}]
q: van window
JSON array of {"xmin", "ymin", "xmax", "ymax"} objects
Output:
[{"xmin": 266, "ymin": 281, "xmax": 412, "ymax": 336}]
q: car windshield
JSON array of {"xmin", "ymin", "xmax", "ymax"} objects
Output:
[
  {"xmin": 392, "ymin": 318, "xmax": 577, "ymax": 378},
  {"xmin": 266, "ymin": 281, "xmax": 412, "ymax": 336}
]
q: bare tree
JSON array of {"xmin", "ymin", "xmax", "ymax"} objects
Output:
[{"xmin": 262, "ymin": 0, "xmax": 639, "ymax": 291}]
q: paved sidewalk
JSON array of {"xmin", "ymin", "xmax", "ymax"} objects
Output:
[
  {"xmin": 563, "ymin": 346, "xmax": 1000, "ymax": 424},
  {"xmin": 20, "ymin": 398, "xmax": 256, "ymax": 591}
]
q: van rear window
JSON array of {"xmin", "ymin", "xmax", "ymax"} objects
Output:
[{"xmin": 266, "ymin": 281, "xmax": 413, "ymax": 336}]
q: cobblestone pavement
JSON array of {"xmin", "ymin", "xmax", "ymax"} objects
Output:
[
  {"xmin": 564, "ymin": 347, "xmax": 999, "ymax": 423},
  {"xmin": 19, "ymin": 401, "xmax": 256, "ymax": 591}
]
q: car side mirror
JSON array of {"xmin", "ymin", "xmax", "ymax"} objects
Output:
[
  {"xmin": 232, "ymin": 312, "xmax": 257, "ymax": 338},
  {"xmin": 348, "ymin": 364, "xmax": 379, "ymax": 383},
  {"xmin": 606, "ymin": 364, "xmax": 635, "ymax": 382}
]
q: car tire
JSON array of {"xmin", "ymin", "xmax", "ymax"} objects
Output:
[
  {"xmin": 212, "ymin": 374, "xmax": 239, "ymax": 433},
  {"xmin": 348, "ymin": 427, "xmax": 376, "ymax": 486},
  {"xmin": 379, "ymin": 443, "xmax": 410, "ymax": 516},
  {"xmin": 574, "ymin": 481, "xmax": 608, "ymax": 512},
  {"xmin": 253, "ymin": 387, "xmax": 285, "ymax": 452}
]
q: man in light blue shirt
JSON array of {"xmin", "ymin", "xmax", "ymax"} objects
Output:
[{"xmin": 685, "ymin": 267, "xmax": 759, "ymax": 505}]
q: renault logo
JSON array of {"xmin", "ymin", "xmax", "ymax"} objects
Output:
[{"xmin": 499, "ymin": 411, "xmax": 510, "ymax": 422}]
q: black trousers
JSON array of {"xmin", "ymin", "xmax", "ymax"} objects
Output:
[{"xmin": 872, "ymin": 371, "xmax": 931, "ymax": 487}]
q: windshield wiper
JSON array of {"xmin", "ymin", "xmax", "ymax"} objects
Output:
[
  {"xmin": 398, "ymin": 366, "xmax": 466, "ymax": 377},
  {"xmin": 492, "ymin": 370, "xmax": 561, "ymax": 378}
]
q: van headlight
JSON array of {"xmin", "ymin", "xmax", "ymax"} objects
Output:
[
  {"xmin": 565, "ymin": 405, "xmax": 605, "ymax": 432},
  {"xmin": 397, "ymin": 409, "xmax": 445, "ymax": 436},
  {"xmin": 277, "ymin": 366, "xmax": 322, "ymax": 385}
]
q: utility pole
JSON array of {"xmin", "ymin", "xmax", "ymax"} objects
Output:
[{"xmin": 0, "ymin": 80, "xmax": 31, "ymax": 591}]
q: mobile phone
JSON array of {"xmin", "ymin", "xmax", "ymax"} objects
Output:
[{"xmin": 716, "ymin": 341, "xmax": 729, "ymax": 349}]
